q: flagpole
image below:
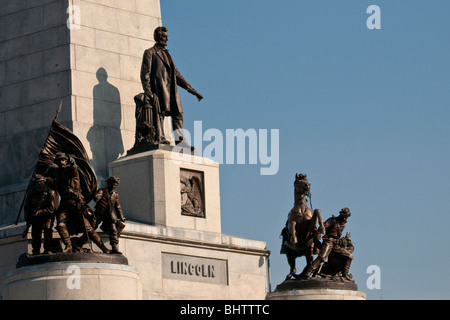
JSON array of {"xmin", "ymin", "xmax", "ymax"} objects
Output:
[{"xmin": 15, "ymin": 101, "xmax": 63, "ymax": 226}]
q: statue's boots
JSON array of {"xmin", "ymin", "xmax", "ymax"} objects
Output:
[
  {"xmin": 108, "ymin": 225, "xmax": 121, "ymax": 254},
  {"xmin": 43, "ymin": 220, "xmax": 53, "ymax": 254},
  {"xmin": 299, "ymin": 255, "xmax": 314, "ymax": 277},
  {"xmin": 81, "ymin": 215, "xmax": 110, "ymax": 253},
  {"xmin": 342, "ymin": 259, "xmax": 354, "ymax": 282},
  {"xmin": 342, "ymin": 273, "xmax": 353, "ymax": 282},
  {"xmin": 89, "ymin": 231, "xmax": 110, "ymax": 254},
  {"xmin": 304, "ymin": 257, "xmax": 323, "ymax": 277},
  {"xmin": 56, "ymin": 224, "xmax": 72, "ymax": 253},
  {"xmin": 111, "ymin": 244, "xmax": 122, "ymax": 254}
]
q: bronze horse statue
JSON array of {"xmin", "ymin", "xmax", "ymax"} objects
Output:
[{"xmin": 280, "ymin": 174, "xmax": 325, "ymax": 279}]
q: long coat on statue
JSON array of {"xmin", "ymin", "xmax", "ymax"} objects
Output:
[{"xmin": 140, "ymin": 44, "xmax": 192, "ymax": 116}]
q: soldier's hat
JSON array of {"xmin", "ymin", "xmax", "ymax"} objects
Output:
[
  {"xmin": 107, "ymin": 176, "xmax": 120, "ymax": 184},
  {"xmin": 339, "ymin": 207, "xmax": 351, "ymax": 217},
  {"xmin": 33, "ymin": 174, "xmax": 46, "ymax": 183},
  {"xmin": 55, "ymin": 152, "xmax": 68, "ymax": 161}
]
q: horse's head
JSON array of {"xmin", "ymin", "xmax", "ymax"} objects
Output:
[{"xmin": 294, "ymin": 173, "xmax": 311, "ymax": 196}]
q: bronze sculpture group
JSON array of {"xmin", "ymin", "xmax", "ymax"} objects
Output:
[
  {"xmin": 24, "ymin": 151, "xmax": 126, "ymax": 255},
  {"xmin": 21, "ymin": 117, "xmax": 127, "ymax": 256},
  {"xmin": 280, "ymin": 174, "xmax": 355, "ymax": 283}
]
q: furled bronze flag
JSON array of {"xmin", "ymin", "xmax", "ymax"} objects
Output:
[
  {"xmin": 36, "ymin": 120, "xmax": 98, "ymax": 203},
  {"xmin": 16, "ymin": 103, "xmax": 98, "ymax": 225}
]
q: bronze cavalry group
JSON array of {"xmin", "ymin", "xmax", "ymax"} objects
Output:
[{"xmin": 280, "ymin": 173, "xmax": 355, "ymax": 283}]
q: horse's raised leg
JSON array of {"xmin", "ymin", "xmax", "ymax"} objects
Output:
[
  {"xmin": 290, "ymin": 221, "xmax": 298, "ymax": 244},
  {"xmin": 314, "ymin": 209, "xmax": 325, "ymax": 234}
]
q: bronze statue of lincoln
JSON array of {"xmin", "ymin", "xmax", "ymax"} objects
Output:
[{"xmin": 140, "ymin": 26, "xmax": 203, "ymax": 145}]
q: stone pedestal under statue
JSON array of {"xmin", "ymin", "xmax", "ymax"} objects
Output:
[
  {"xmin": 107, "ymin": 147, "xmax": 269, "ymax": 299},
  {"xmin": 110, "ymin": 146, "xmax": 221, "ymax": 233},
  {"xmin": 266, "ymin": 278, "xmax": 366, "ymax": 300},
  {"xmin": 3, "ymin": 253, "xmax": 142, "ymax": 300}
]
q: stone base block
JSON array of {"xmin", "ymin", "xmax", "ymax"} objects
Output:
[
  {"xmin": 273, "ymin": 278, "xmax": 359, "ymax": 291},
  {"xmin": 266, "ymin": 288, "xmax": 366, "ymax": 300},
  {"xmin": 3, "ymin": 261, "xmax": 142, "ymax": 300},
  {"xmin": 15, "ymin": 252, "xmax": 129, "ymax": 268},
  {"xmin": 118, "ymin": 221, "xmax": 269, "ymax": 300},
  {"xmin": 266, "ymin": 278, "xmax": 366, "ymax": 300},
  {"xmin": 109, "ymin": 148, "xmax": 221, "ymax": 233}
]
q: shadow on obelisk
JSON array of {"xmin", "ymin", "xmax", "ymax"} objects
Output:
[{"xmin": 87, "ymin": 67, "xmax": 124, "ymax": 183}]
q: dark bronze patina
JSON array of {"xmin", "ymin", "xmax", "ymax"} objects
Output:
[
  {"xmin": 303, "ymin": 208, "xmax": 354, "ymax": 281},
  {"xmin": 23, "ymin": 174, "xmax": 57, "ymax": 255},
  {"xmin": 280, "ymin": 174, "xmax": 324, "ymax": 279},
  {"xmin": 93, "ymin": 176, "xmax": 126, "ymax": 254},
  {"xmin": 180, "ymin": 169, "xmax": 205, "ymax": 218},
  {"xmin": 319, "ymin": 232, "xmax": 354, "ymax": 280},
  {"xmin": 280, "ymin": 173, "xmax": 356, "ymax": 287},
  {"xmin": 44, "ymin": 152, "xmax": 109, "ymax": 254},
  {"xmin": 18, "ymin": 105, "xmax": 127, "ymax": 257},
  {"xmin": 131, "ymin": 26, "xmax": 203, "ymax": 150}
]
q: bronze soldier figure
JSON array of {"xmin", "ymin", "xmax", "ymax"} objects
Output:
[
  {"xmin": 45, "ymin": 152, "xmax": 109, "ymax": 253},
  {"xmin": 319, "ymin": 232, "xmax": 355, "ymax": 281},
  {"xmin": 140, "ymin": 26, "xmax": 203, "ymax": 145},
  {"xmin": 24, "ymin": 174, "xmax": 56, "ymax": 255},
  {"xmin": 304, "ymin": 208, "xmax": 354, "ymax": 281},
  {"xmin": 93, "ymin": 176, "xmax": 126, "ymax": 254}
]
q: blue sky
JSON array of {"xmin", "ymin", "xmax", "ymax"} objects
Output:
[{"xmin": 160, "ymin": 1, "xmax": 450, "ymax": 299}]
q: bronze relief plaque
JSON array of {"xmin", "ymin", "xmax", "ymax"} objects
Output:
[{"xmin": 180, "ymin": 168, "xmax": 205, "ymax": 218}]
